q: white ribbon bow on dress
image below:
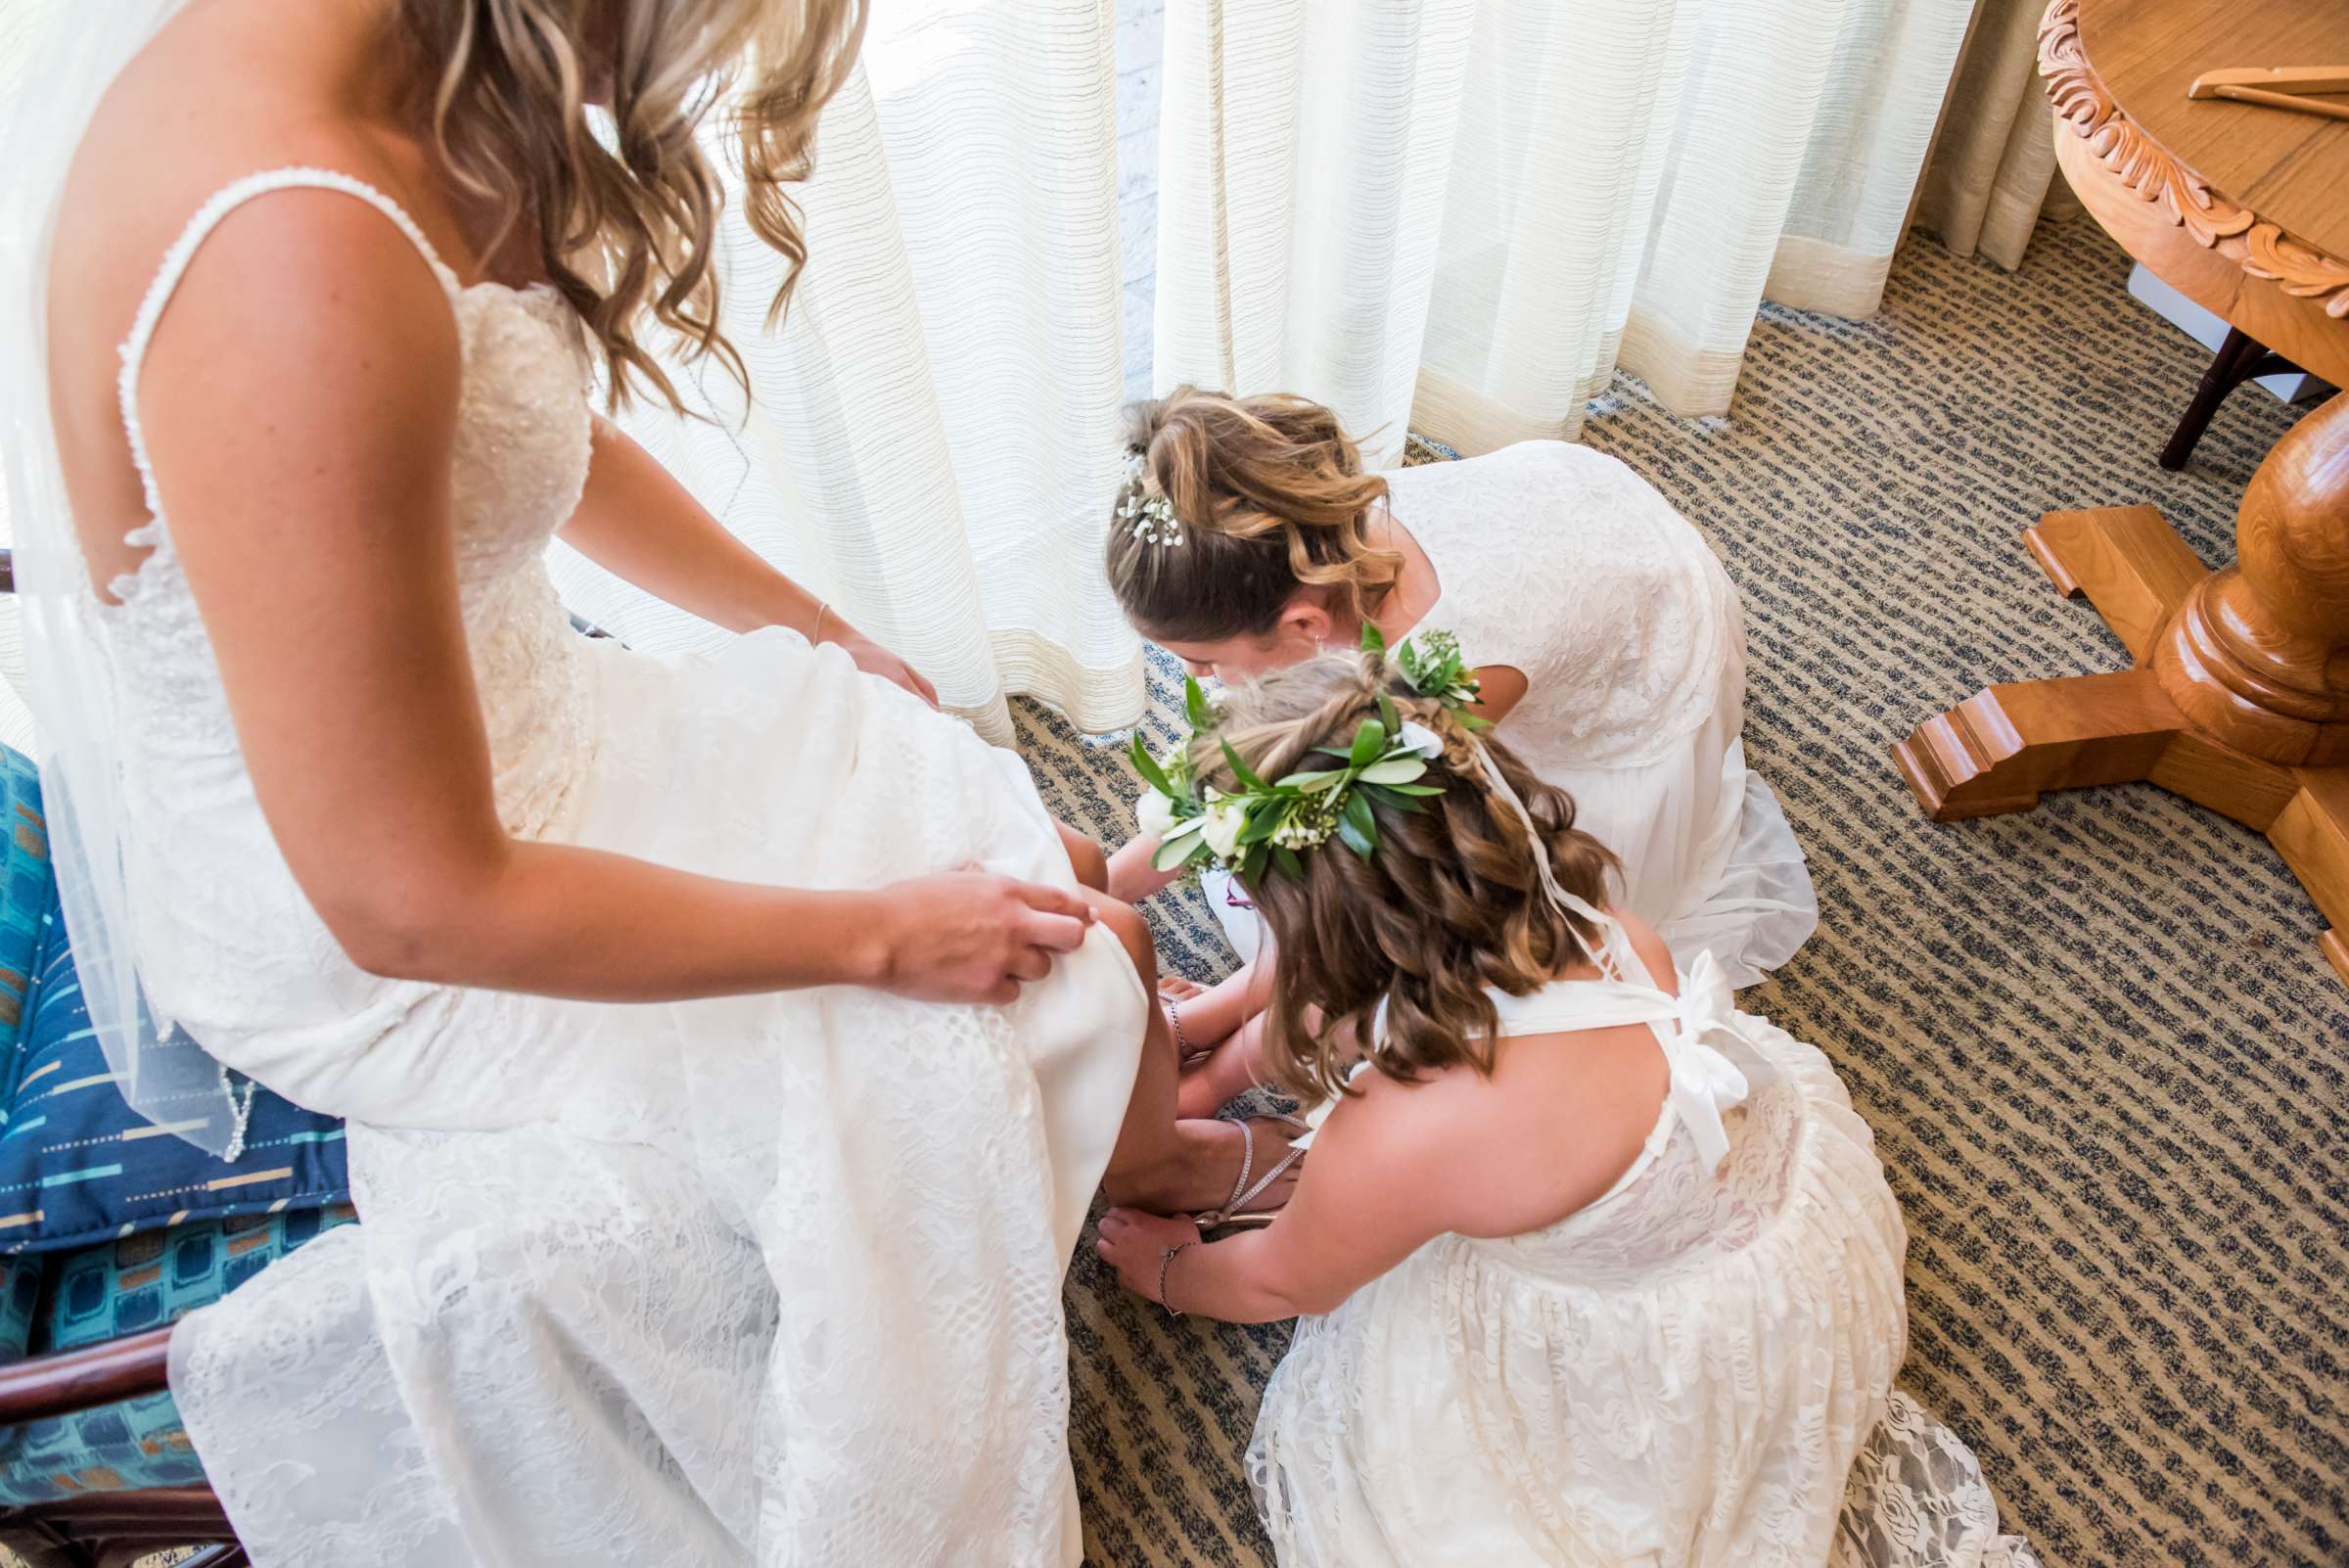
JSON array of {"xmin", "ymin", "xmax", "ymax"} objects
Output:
[{"xmin": 1639, "ymin": 950, "xmax": 1752, "ymax": 1174}]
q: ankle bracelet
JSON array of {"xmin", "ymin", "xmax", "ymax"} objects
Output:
[{"xmin": 1160, "ymin": 995, "xmax": 1194, "ymax": 1059}]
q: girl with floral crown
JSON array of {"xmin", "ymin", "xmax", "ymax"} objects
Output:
[
  {"xmin": 1102, "ymin": 388, "xmax": 1818, "ymax": 1115},
  {"xmin": 1095, "ymin": 648, "xmax": 2039, "ymax": 1568}
]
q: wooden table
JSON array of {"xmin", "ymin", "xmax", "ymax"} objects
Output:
[{"xmin": 1894, "ymin": 0, "xmax": 2349, "ymax": 984}]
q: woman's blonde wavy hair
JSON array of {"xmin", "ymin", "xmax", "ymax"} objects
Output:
[
  {"xmin": 393, "ymin": 0, "xmax": 867, "ymax": 411},
  {"xmin": 1107, "ymin": 387, "xmax": 1403, "ymax": 642},
  {"xmin": 1193, "ymin": 651, "xmax": 1619, "ymax": 1102}
]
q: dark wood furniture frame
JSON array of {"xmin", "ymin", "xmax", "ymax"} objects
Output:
[
  {"xmin": 2160, "ymin": 325, "xmax": 2320, "ymax": 471},
  {"xmin": 0, "ymin": 548, "xmax": 241, "ymax": 1567},
  {"xmin": 0, "ymin": 1326, "xmax": 238, "ymax": 1567}
]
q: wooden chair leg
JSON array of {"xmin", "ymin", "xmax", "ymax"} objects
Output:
[
  {"xmin": 0, "ymin": 1523, "xmax": 93, "ymax": 1568},
  {"xmin": 2159, "ymin": 326, "xmax": 2302, "ymax": 471}
]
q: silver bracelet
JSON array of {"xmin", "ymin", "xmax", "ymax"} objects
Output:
[
  {"xmin": 811, "ymin": 600, "xmax": 831, "ymax": 644},
  {"xmin": 1157, "ymin": 1240, "xmax": 1196, "ymax": 1317},
  {"xmin": 1160, "ymin": 994, "xmax": 1192, "ymax": 1059}
]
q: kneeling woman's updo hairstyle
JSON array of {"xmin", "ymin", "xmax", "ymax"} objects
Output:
[{"xmin": 1107, "ymin": 388, "xmax": 1403, "ymax": 643}]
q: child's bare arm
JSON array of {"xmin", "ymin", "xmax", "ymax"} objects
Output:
[
  {"xmin": 1171, "ymin": 958, "xmax": 1265, "ymax": 1042},
  {"xmin": 1105, "ymin": 833, "xmax": 1182, "ymax": 902},
  {"xmin": 1055, "ymin": 822, "xmax": 1109, "ymax": 893}
]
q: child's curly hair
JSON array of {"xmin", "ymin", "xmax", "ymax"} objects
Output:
[{"xmin": 1191, "ymin": 651, "xmax": 1619, "ymax": 1102}]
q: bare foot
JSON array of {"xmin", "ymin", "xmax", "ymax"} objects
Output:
[
  {"xmin": 1202, "ymin": 1115, "xmax": 1305, "ymax": 1223},
  {"xmin": 1102, "ymin": 1114, "xmax": 1303, "ymax": 1220}
]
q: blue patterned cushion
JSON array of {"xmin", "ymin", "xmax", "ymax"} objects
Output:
[
  {"xmin": 0, "ymin": 1259, "xmax": 38, "ymax": 1363},
  {"xmin": 0, "ymin": 748, "xmax": 350, "ymax": 1253},
  {"xmin": 0, "ymin": 1204, "xmax": 357, "ymax": 1504},
  {"xmin": 0, "ymin": 748, "xmax": 49, "ymax": 1044}
]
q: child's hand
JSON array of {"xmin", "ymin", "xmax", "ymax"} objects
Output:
[{"xmin": 1094, "ymin": 1208, "xmax": 1203, "ymax": 1307}]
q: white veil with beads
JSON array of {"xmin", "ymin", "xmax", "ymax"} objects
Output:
[{"xmin": 0, "ymin": 0, "xmax": 250, "ymax": 1155}]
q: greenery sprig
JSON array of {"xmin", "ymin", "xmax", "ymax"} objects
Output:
[
  {"xmin": 1128, "ymin": 625, "xmax": 1488, "ymax": 884},
  {"xmin": 1371, "ymin": 623, "xmax": 1490, "ymax": 727}
]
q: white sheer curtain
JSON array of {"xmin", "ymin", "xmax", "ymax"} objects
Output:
[
  {"xmin": 0, "ymin": 0, "xmax": 58, "ymax": 754},
  {"xmin": 557, "ymin": 0, "xmax": 1146, "ymax": 742},
  {"xmin": 1154, "ymin": 0, "xmax": 1974, "ymax": 464},
  {"xmin": 1912, "ymin": 0, "xmax": 2083, "ymax": 272}
]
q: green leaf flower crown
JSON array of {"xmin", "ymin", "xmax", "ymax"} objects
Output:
[{"xmin": 1129, "ymin": 625, "xmax": 1492, "ymax": 884}]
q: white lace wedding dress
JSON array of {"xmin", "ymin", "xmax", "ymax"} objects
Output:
[
  {"xmin": 98, "ymin": 170, "xmax": 1146, "ymax": 1567},
  {"xmin": 1255, "ymin": 930, "xmax": 2043, "ymax": 1568},
  {"xmin": 1208, "ymin": 440, "xmax": 1818, "ymax": 990}
]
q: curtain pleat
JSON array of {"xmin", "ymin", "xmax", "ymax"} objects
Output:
[
  {"xmin": 1157, "ymin": 0, "xmax": 1974, "ymax": 455},
  {"xmin": 559, "ymin": 0, "xmax": 1144, "ymax": 742},
  {"xmin": 1912, "ymin": 0, "xmax": 2081, "ymax": 273}
]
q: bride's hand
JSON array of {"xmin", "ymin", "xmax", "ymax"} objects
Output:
[
  {"xmin": 872, "ymin": 869, "xmax": 1096, "ymax": 1005},
  {"xmin": 822, "ymin": 623, "xmax": 941, "ymax": 708}
]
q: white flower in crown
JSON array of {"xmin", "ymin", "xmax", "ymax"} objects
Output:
[
  {"xmin": 1133, "ymin": 787, "xmax": 1178, "ymax": 840},
  {"xmin": 1270, "ymin": 797, "xmax": 1338, "ymax": 851},
  {"xmin": 1200, "ymin": 794, "xmax": 1249, "ymax": 859},
  {"xmin": 1398, "ymin": 720, "xmax": 1446, "ymax": 759}
]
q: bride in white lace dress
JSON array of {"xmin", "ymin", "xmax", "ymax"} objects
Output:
[
  {"xmin": 1096, "ymin": 651, "xmax": 2041, "ymax": 1568},
  {"xmin": 2, "ymin": 2, "xmax": 1279, "ymax": 1563}
]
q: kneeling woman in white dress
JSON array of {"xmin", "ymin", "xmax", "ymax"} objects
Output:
[
  {"xmin": 1102, "ymin": 389, "xmax": 1817, "ymax": 1112},
  {"xmin": 1096, "ymin": 648, "xmax": 2040, "ymax": 1568}
]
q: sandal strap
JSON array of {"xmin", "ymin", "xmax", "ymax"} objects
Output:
[
  {"xmin": 1192, "ymin": 1119, "xmax": 1252, "ymax": 1228},
  {"xmin": 1229, "ymin": 1141, "xmax": 1305, "ymax": 1215},
  {"xmin": 1195, "ymin": 1116, "xmax": 1304, "ymax": 1227}
]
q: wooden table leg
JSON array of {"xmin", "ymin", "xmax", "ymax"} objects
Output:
[
  {"xmin": 2271, "ymin": 767, "xmax": 2349, "ymax": 985},
  {"xmin": 2023, "ymin": 505, "xmax": 2210, "ymax": 661},
  {"xmin": 1896, "ymin": 393, "xmax": 2349, "ymax": 982},
  {"xmin": 1894, "ymin": 669, "xmax": 2186, "ymax": 820}
]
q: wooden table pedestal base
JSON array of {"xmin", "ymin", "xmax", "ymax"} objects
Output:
[{"xmin": 1894, "ymin": 505, "xmax": 2349, "ymax": 986}]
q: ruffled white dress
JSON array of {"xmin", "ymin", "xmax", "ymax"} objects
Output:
[
  {"xmin": 1254, "ymin": 933, "xmax": 2042, "ymax": 1568},
  {"xmin": 1208, "ymin": 441, "xmax": 1817, "ymax": 989},
  {"xmin": 96, "ymin": 171, "xmax": 1146, "ymax": 1567}
]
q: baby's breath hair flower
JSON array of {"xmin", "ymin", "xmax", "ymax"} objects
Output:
[{"xmin": 1116, "ymin": 450, "xmax": 1184, "ymax": 547}]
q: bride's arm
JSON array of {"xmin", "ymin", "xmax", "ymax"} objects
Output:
[
  {"xmin": 557, "ymin": 418, "xmax": 938, "ymax": 705},
  {"xmin": 134, "ymin": 193, "xmax": 1079, "ymax": 1005}
]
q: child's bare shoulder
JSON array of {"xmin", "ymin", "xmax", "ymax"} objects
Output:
[{"xmin": 1324, "ymin": 1015, "xmax": 1669, "ymax": 1240}]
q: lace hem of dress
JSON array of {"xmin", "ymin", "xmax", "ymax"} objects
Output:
[{"xmin": 1834, "ymin": 1391, "xmax": 2045, "ymax": 1568}]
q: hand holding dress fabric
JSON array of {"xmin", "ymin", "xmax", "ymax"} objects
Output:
[
  {"xmin": 820, "ymin": 623, "xmax": 940, "ymax": 708},
  {"xmin": 872, "ymin": 870, "xmax": 1096, "ymax": 1005}
]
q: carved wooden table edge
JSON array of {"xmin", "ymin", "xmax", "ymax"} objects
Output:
[
  {"xmin": 2037, "ymin": 0, "xmax": 2349, "ymax": 334},
  {"xmin": 1893, "ymin": 0, "xmax": 2349, "ymax": 990}
]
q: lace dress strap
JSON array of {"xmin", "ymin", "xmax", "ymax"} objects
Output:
[{"xmin": 117, "ymin": 167, "xmax": 462, "ymax": 520}]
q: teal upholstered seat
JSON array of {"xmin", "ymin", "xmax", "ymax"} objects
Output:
[
  {"xmin": 0, "ymin": 1204, "xmax": 357, "ymax": 1504},
  {"xmin": 0, "ymin": 747, "xmax": 361, "ymax": 1506}
]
